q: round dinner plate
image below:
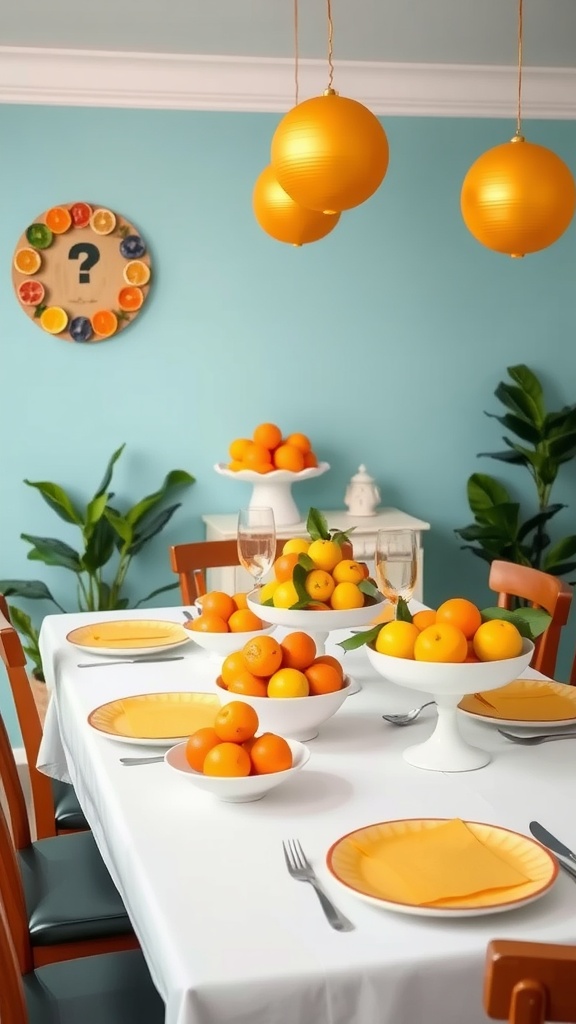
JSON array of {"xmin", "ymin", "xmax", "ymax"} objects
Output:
[
  {"xmin": 67, "ymin": 619, "xmax": 192, "ymax": 657},
  {"xmin": 87, "ymin": 691, "xmax": 219, "ymax": 746},
  {"xmin": 327, "ymin": 818, "xmax": 557, "ymax": 918},
  {"xmin": 458, "ymin": 678, "xmax": 576, "ymax": 729}
]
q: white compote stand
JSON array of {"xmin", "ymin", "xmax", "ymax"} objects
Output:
[
  {"xmin": 247, "ymin": 589, "xmax": 385, "ymax": 658},
  {"xmin": 214, "ymin": 462, "xmax": 330, "ymax": 527}
]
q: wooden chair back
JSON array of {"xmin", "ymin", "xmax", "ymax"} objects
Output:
[
  {"xmin": 169, "ymin": 538, "xmax": 285, "ymax": 603},
  {"xmin": 0, "ymin": 715, "xmax": 35, "ymax": 978},
  {"xmin": 488, "ymin": 561, "xmax": 573, "ymax": 680},
  {"xmin": 485, "ymin": 939, "xmax": 576, "ymax": 1023},
  {"xmin": 0, "ymin": 596, "xmax": 57, "ymax": 838},
  {"xmin": 0, "ymin": 899, "xmax": 28, "ymax": 1024}
]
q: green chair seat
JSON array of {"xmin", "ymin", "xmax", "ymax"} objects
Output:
[
  {"xmin": 24, "ymin": 948, "xmax": 165, "ymax": 1024},
  {"xmin": 18, "ymin": 830, "xmax": 133, "ymax": 946},
  {"xmin": 51, "ymin": 778, "xmax": 89, "ymax": 831}
]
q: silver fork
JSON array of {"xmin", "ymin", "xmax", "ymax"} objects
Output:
[
  {"xmin": 282, "ymin": 839, "xmax": 354, "ymax": 932},
  {"xmin": 498, "ymin": 729, "xmax": 576, "ymax": 745}
]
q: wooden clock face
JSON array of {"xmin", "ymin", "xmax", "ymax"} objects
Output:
[{"xmin": 12, "ymin": 203, "xmax": 152, "ymax": 343}]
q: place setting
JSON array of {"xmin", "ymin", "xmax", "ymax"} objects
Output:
[{"xmin": 67, "ymin": 618, "xmax": 193, "ymax": 660}]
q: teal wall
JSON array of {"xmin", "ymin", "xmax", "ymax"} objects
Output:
[{"xmin": 1, "ymin": 105, "xmax": 575, "ymax": 743}]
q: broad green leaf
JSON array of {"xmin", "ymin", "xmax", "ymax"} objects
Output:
[
  {"xmin": 82, "ymin": 517, "xmax": 117, "ymax": 573},
  {"xmin": 6, "ymin": 605, "xmax": 37, "ymax": 637},
  {"xmin": 517, "ymin": 504, "xmax": 564, "ymax": 542},
  {"xmin": 485, "ymin": 412, "xmax": 542, "ymax": 445},
  {"xmin": 97, "ymin": 581, "xmax": 112, "ymax": 609},
  {"xmin": 297, "ymin": 553, "xmax": 315, "ymax": 572},
  {"xmin": 493, "ymin": 383, "xmax": 542, "ymax": 428},
  {"xmin": 467, "ymin": 474, "xmax": 511, "ymax": 516},
  {"xmin": 338, "ymin": 624, "xmax": 382, "ymax": 652},
  {"xmin": 23, "ymin": 480, "xmax": 83, "ymax": 525},
  {"xmin": 128, "ymin": 504, "xmax": 181, "ymax": 556},
  {"xmin": 396, "ymin": 597, "xmax": 413, "ymax": 622},
  {"xmin": 92, "ymin": 443, "xmax": 125, "ymax": 500},
  {"xmin": 479, "ymin": 503, "xmax": 520, "ymax": 538},
  {"xmin": 104, "ymin": 508, "xmax": 133, "ymax": 547},
  {"xmin": 543, "ymin": 535, "xmax": 576, "ymax": 567},
  {"xmin": 506, "ymin": 364, "xmax": 543, "ymax": 405},
  {"xmin": 478, "ymin": 450, "xmax": 525, "ymax": 466},
  {"xmin": 0, "ymin": 579, "xmax": 58, "ymax": 602},
  {"xmin": 125, "ymin": 470, "xmax": 195, "ymax": 526},
  {"xmin": 359, "ymin": 578, "xmax": 380, "ymax": 600},
  {"xmin": 134, "ymin": 582, "xmax": 180, "ymax": 606},
  {"xmin": 292, "ymin": 562, "xmax": 311, "ymax": 607},
  {"xmin": 481, "ymin": 605, "xmax": 552, "ymax": 640},
  {"xmin": 21, "ymin": 534, "xmax": 82, "ymax": 572},
  {"xmin": 331, "ymin": 528, "xmax": 355, "ymax": 548},
  {"xmin": 84, "ymin": 492, "xmax": 109, "ymax": 531},
  {"xmin": 460, "ymin": 546, "xmax": 498, "ymax": 565},
  {"xmin": 547, "ymin": 432, "xmax": 576, "ymax": 460},
  {"xmin": 544, "ymin": 406, "xmax": 576, "ymax": 435},
  {"xmin": 306, "ymin": 507, "xmax": 330, "ymax": 541}
]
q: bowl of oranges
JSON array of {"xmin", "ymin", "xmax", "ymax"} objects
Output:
[
  {"xmin": 184, "ymin": 590, "xmax": 275, "ymax": 659},
  {"xmin": 364, "ymin": 598, "xmax": 534, "ymax": 773},
  {"xmin": 215, "ymin": 631, "xmax": 352, "ymax": 741},
  {"xmin": 164, "ymin": 700, "xmax": 310, "ymax": 802}
]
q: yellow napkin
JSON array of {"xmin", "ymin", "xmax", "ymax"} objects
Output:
[
  {"xmin": 460, "ymin": 680, "xmax": 576, "ymax": 722},
  {"xmin": 357, "ymin": 819, "xmax": 532, "ymax": 907}
]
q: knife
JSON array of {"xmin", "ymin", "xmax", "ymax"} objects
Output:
[
  {"xmin": 77, "ymin": 656, "xmax": 186, "ymax": 668},
  {"xmin": 529, "ymin": 821, "xmax": 576, "ymax": 864}
]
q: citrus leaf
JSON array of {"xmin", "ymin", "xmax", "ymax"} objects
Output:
[
  {"xmin": 396, "ymin": 597, "xmax": 413, "ymax": 622},
  {"xmin": 297, "ymin": 553, "xmax": 315, "ymax": 572},
  {"xmin": 331, "ymin": 528, "xmax": 355, "ymax": 547},
  {"xmin": 292, "ymin": 562, "xmax": 310, "ymax": 605},
  {"xmin": 480, "ymin": 605, "xmax": 552, "ymax": 640},
  {"xmin": 359, "ymin": 578, "xmax": 380, "ymax": 600},
  {"xmin": 338, "ymin": 625, "xmax": 382, "ymax": 651},
  {"xmin": 306, "ymin": 507, "xmax": 330, "ymax": 541}
]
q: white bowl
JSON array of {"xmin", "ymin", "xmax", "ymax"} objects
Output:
[
  {"xmin": 215, "ymin": 675, "xmax": 354, "ymax": 742},
  {"xmin": 164, "ymin": 738, "xmax": 310, "ymax": 802},
  {"xmin": 184, "ymin": 622, "xmax": 276, "ymax": 660},
  {"xmin": 246, "ymin": 590, "xmax": 385, "ymax": 656}
]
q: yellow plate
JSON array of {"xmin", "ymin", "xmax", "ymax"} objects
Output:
[
  {"xmin": 67, "ymin": 619, "xmax": 191, "ymax": 657},
  {"xmin": 88, "ymin": 691, "xmax": 219, "ymax": 746},
  {"xmin": 458, "ymin": 678, "xmax": 576, "ymax": 728},
  {"xmin": 327, "ymin": 818, "xmax": 557, "ymax": 918}
]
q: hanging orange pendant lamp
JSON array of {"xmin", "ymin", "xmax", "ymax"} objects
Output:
[
  {"xmin": 460, "ymin": 0, "xmax": 575, "ymax": 257},
  {"xmin": 253, "ymin": 165, "xmax": 340, "ymax": 246}
]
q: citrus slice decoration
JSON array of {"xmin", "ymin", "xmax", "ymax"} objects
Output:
[
  {"xmin": 123, "ymin": 260, "xmax": 150, "ymax": 286},
  {"xmin": 69, "ymin": 316, "xmax": 93, "ymax": 343},
  {"xmin": 40, "ymin": 307, "xmax": 69, "ymax": 334},
  {"xmin": 69, "ymin": 202, "xmax": 93, "ymax": 228},
  {"xmin": 91, "ymin": 309, "xmax": 118, "ymax": 338},
  {"xmin": 45, "ymin": 206, "xmax": 72, "ymax": 234},
  {"xmin": 120, "ymin": 235, "xmax": 146, "ymax": 259},
  {"xmin": 118, "ymin": 286, "xmax": 143, "ymax": 312},
  {"xmin": 90, "ymin": 208, "xmax": 117, "ymax": 235},
  {"xmin": 26, "ymin": 223, "xmax": 53, "ymax": 250},
  {"xmin": 18, "ymin": 280, "xmax": 45, "ymax": 306},
  {"xmin": 14, "ymin": 248, "xmax": 42, "ymax": 275}
]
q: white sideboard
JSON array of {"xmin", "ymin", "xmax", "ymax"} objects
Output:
[{"xmin": 202, "ymin": 508, "xmax": 431, "ymax": 602}]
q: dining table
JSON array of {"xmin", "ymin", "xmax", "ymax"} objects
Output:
[{"xmin": 36, "ymin": 605, "xmax": 576, "ymax": 1024}]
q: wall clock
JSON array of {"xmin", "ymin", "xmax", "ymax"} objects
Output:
[{"xmin": 11, "ymin": 203, "xmax": 152, "ymax": 343}]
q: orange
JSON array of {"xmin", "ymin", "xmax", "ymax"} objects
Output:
[
  {"xmin": 330, "ymin": 581, "xmax": 364, "ymax": 610},
  {"xmin": 285, "ymin": 432, "xmax": 311, "ymax": 454},
  {"xmin": 305, "ymin": 569, "xmax": 335, "ymax": 603},
  {"xmin": 282, "ymin": 537, "xmax": 310, "ymax": 556},
  {"xmin": 280, "ymin": 631, "xmax": 317, "ymax": 670},
  {"xmin": 273, "ymin": 443, "xmax": 305, "ymax": 473},
  {"xmin": 229, "ymin": 438, "xmax": 251, "ymax": 461},
  {"xmin": 228, "ymin": 460, "xmax": 245, "ymax": 472},
  {"xmin": 221, "ymin": 651, "xmax": 249, "ymax": 688},
  {"xmin": 273, "ymin": 552, "xmax": 300, "ymax": 582},
  {"xmin": 248, "ymin": 463, "xmax": 274, "ymax": 474},
  {"xmin": 414, "ymin": 623, "xmax": 468, "ymax": 663},
  {"xmin": 375, "ymin": 620, "xmax": 420, "ymax": 659},
  {"xmin": 201, "ymin": 591, "xmax": 236, "ymax": 622},
  {"xmin": 243, "ymin": 442, "xmax": 273, "ymax": 469},
  {"xmin": 332, "ymin": 559, "xmax": 366, "ymax": 585},
  {"xmin": 123, "ymin": 260, "xmax": 150, "ymax": 286},
  {"xmin": 307, "ymin": 539, "xmax": 342, "ymax": 572},
  {"xmin": 465, "ymin": 640, "xmax": 480, "ymax": 663},
  {"xmin": 90, "ymin": 208, "xmax": 117, "ymax": 235},
  {"xmin": 232, "ymin": 591, "xmax": 248, "ymax": 610},
  {"xmin": 436, "ymin": 598, "xmax": 482, "ymax": 640},
  {"xmin": 253, "ymin": 422, "xmax": 282, "ymax": 450},
  {"xmin": 242, "ymin": 634, "xmax": 283, "ymax": 676},
  {"xmin": 472, "ymin": 619, "xmax": 523, "ymax": 662},
  {"xmin": 267, "ymin": 667, "xmax": 309, "ymax": 697},
  {"xmin": 189, "ymin": 612, "xmax": 229, "ymax": 633},
  {"xmin": 304, "ymin": 661, "xmax": 342, "ymax": 695},
  {"xmin": 14, "ymin": 247, "xmax": 42, "ymax": 275},
  {"xmin": 45, "ymin": 206, "xmax": 72, "ymax": 234},
  {"xmin": 39, "ymin": 307, "xmax": 68, "ymax": 335},
  {"xmin": 412, "ymin": 609, "xmax": 437, "ymax": 631},
  {"xmin": 304, "ymin": 451, "xmax": 319, "ymax": 468},
  {"xmin": 248, "ymin": 733, "xmax": 293, "ymax": 774},
  {"xmin": 228, "ymin": 608, "xmax": 263, "ymax": 632},
  {"xmin": 91, "ymin": 309, "xmax": 118, "ymax": 338},
  {"xmin": 117, "ymin": 286, "xmax": 143, "ymax": 311},
  {"xmin": 312, "ymin": 654, "xmax": 345, "ymax": 681},
  {"xmin": 272, "ymin": 580, "xmax": 299, "ymax": 608},
  {"xmin": 214, "ymin": 701, "xmax": 259, "ymax": 743},
  {"xmin": 227, "ymin": 673, "xmax": 268, "ymax": 697},
  {"xmin": 185, "ymin": 727, "xmax": 220, "ymax": 772},
  {"xmin": 203, "ymin": 742, "xmax": 251, "ymax": 777}
]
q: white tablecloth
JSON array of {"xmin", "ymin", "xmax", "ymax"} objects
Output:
[{"xmin": 37, "ymin": 607, "xmax": 576, "ymax": 1024}]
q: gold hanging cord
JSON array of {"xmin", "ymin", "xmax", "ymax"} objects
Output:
[{"xmin": 326, "ymin": 0, "xmax": 335, "ymax": 92}]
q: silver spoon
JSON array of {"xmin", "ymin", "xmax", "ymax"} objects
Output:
[
  {"xmin": 382, "ymin": 701, "xmax": 436, "ymax": 726},
  {"xmin": 120, "ymin": 755, "xmax": 165, "ymax": 765},
  {"xmin": 498, "ymin": 729, "xmax": 576, "ymax": 745},
  {"xmin": 183, "ymin": 610, "xmax": 194, "ymax": 620}
]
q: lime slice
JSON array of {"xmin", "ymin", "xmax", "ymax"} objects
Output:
[
  {"xmin": 90, "ymin": 208, "xmax": 117, "ymax": 235},
  {"xmin": 123, "ymin": 260, "xmax": 150, "ymax": 286},
  {"xmin": 26, "ymin": 223, "xmax": 53, "ymax": 249},
  {"xmin": 40, "ymin": 306, "xmax": 68, "ymax": 334},
  {"xmin": 14, "ymin": 248, "xmax": 42, "ymax": 274}
]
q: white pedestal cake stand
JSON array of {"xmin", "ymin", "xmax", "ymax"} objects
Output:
[{"xmin": 214, "ymin": 462, "xmax": 330, "ymax": 527}]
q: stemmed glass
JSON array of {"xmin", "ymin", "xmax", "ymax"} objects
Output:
[
  {"xmin": 374, "ymin": 529, "xmax": 418, "ymax": 613},
  {"xmin": 237, "ymin": 507, "xmax": 277, "ymax": 590}
]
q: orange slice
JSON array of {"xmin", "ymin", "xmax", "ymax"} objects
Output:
[
  {"xmin": 90, "ymin": 208, "xmax": 117, "ymax": 235},
  {"xmin": 40, "ymin": 307, "xmax": 68, "ymax": 334},
  {"xmin": 45, "ymin": 206, "xmax": 72, "ymax": 234},
  {"xmin": 117, "ymin": 286, "xmax": 143, "ymax": 312},
  {"xmin": 91, "ymin": 309, "xmax": 118, "ymax": 338},
  {"xmin": 123, "ymin": 260, "xmax": 150, "ymax": 286},
  {"xmin": 14, "ymin": 248, "xmax": 42, "ymax": 275}
]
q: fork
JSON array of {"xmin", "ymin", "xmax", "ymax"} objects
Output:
[
  {"xmin": 282, "ymin": 839, "xmax": 354, "ymax": 932},
  {"xmin": 498, "ymin": 728, "xmax": 576, "ymax": 745}
]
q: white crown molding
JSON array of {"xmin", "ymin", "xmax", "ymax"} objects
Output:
[{"xmin": 0, "ymin": 46, "xmax": 575, "ymax": 118}]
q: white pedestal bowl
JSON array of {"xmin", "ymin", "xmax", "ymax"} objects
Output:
[
  {"xmin": 247, "ymin": 589, "xmax": 385, "ymax": 657},
  {"xmin": 214, "ymin": 462, "xmax": 330, "ymax": 526}
]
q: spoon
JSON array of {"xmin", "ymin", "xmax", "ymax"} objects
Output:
[
  {"xmin": 120, "ymin": 756, "xmax": 165, "ymax": 765},
  {"xmin": 382, "ymin": 701, "xmax": 436, "ymax": 726},
  {"xmin": 498, "ymin": 729, "xmax": 576, "ymax": 745},
  {"xmin": 183, "ymin": 610, "xmax": 194, "ymax": 621}
]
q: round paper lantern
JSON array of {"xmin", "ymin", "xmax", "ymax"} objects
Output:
[
  {"xmin": 270, "ymin": 92, "xmax": 389, "ymax": 214},
  {"xmin": 461, "ymin": 135, "xmax": 576, "ymax": 257},
  {"xmin": 252, "ymin": 165, "xmax": 340, "ymax": 246}
]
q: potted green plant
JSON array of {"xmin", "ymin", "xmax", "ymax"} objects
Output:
[
  {"xmin": 0, "ymin": 443, "xmax": 195, "ymax": 682},
  {"xmin": 455, "ymin": 364, "xmax": 576, "ymax": 579}
]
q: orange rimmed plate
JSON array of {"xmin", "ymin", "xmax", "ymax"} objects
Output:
[
  {"xmin": 88, "ymin": 691, "xmax": 219, "ymax": 746},
  {"xmin": 67, "ymin": 619, "xmax": 191, "ymax": 657},
  {"xmin": 458, "ymin": 678, "xmax": 576, "ymax": 728},
  {"xmin": 327, "ymin": 818, "xmax": 557, "ymax": 918}
]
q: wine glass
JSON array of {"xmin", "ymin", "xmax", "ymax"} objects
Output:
[
  {"xmin": 237, "ymin": 507, "xmax": 277, "ymax": 590},
  {"xmin": 374, "ymin": 529, "xmax": 418, "ymax": 612}
]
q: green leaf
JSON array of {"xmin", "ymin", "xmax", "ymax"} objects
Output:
[
  {"xmin": 481, "ymin": 605, "xmax": 552, "ymax": 640},
  {"xmin": 128, "ymin": 504, "xmax": 182, "ymax": 556},
  {"xmin": 297, "ymin": 553, "xmax": 315, "ymax": 572},
  {"xmin": 467, "ymin": 474, "xmax": 511, "ymax": 517},
  {"xmin": 338, "ymin": 625, "xmax": 382, "ymax": 652},
  {"xmin": 103, "ymin": 508, "xmax": 134, "ymax": 547},
  {"xmin": 6, "ymin": 605, "xmax": 38, "ymax": 640},
  {"xmin": 493, "ymin": 383, "xmax": 543, "ymax": 428},
  {"xmin": 0, "ymin": 579, "xmax": 58, "ymax": 602},
  {"xmin": 396, "ymin": 597, "xmax": 413, "ymax": 622},
  {"xmin": 92, "ymin": 443, "xmax": 125, "ymax": 500},
  {"xmin": 84, "ymin": 492, "xmax": 109, "ymax": 531},
  {"xmin": 547, "ymin": 432, "xmax": 576, "ymax": 460},
  {"xmin": 82, "ymin": 517, "xmax": 117, "ymax": 573},
  {"xmin": 507, "ymin": 364, "xmax": 544, "ymax": 408},
  {"xmin": 125, "ymin": 470, "xmax": 195, "ymax": 527},
  {"xmin": 21, "ymin": 534, "xmax": 82, "ymax": 572},
  {"xmin": 359, "ymin": 578, "xmax": 380, "ymax": 600},
  {"xmin": 306, "ymin": 507, "xmax": 330, "ymax": 541},
  {"xmin": 23, "ymin": 480, "xmax": 83, "ymax": 525},
  {"xmin": 485, "ymin": 412, "xmax": 542, "ymax": 445},
  {"xmin": 292, "ymin": 562, "xmax": 311, "ymax": 607},
  {"xmin": 134, "ymin": 582, "xmax": 180, "ymax": 606},
  {"xmin": 478, "ymin": 450, "xmax": 526, "ymax": 466},
  {"xmin": 331, "ymin": 528, "xmax": 355, "ymax": 547},
  {"xmin": 517, "ymin": 505, "xmax": 564, "ymax": 542},
  {"xmin": 543, "ymin": 534, "xmax": 576, "ymax": 568}
]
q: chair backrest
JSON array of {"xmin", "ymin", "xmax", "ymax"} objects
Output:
[
  {"xmin": 169, "ymin": 538, "xmax": 285, "ymax": 603},
  {"xmin": 0, "ymin": 596, "xmax": 57, "ymax": 838},
  {"xmin": 488, "ymin": 561, "xmax": 573, "ymax": 680},
  {"xmin": 0, "ymin": 900, "xmax": 28, "ymax": 1024},
  {"xmin": 0, "ymin": 715, "xmax": 35, "ymax": 980},
  {"xmin": 485, "ymin": 939, "xmax": 576, "ymax": 1023}
]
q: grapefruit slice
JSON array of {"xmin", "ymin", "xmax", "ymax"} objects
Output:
[
  {"xmin": 91, "ymin": 309, "xmax": 118, "ymax": 337},
  {"xmin": 70, "ymin": 202, "xmax": 92, "ymax": 228},
  {"xmin": 40, "ymin": 307, "xmax": 68, "ymax": 334},
  {"xmin": 26, "ymin": 223, "xmax": 53, "ymax": 249},
  {"xmin": 117, "ymin": 286, "xmax": 143, "ymax": 312},
  {"xmin": 90, "ymin": 208, "xmax": 117, "ymax": 235},
  {"xmin": 18, "ymin": 280, "xmax": 45, "ymax": 306},
  {"xmin": 123, "ymin": 260, "xmax": 150, "ymax": 286},
  {"xmin": 45, "ymin": 206, "xmax": 72, "ymax": 234},
  {"xmin": 14, "ymin": 248, "xmax": 42, "ymax": 274}
]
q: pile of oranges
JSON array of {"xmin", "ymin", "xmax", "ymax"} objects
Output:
[
  {"xmin": 260, "ymin": 536, "xmax": 374, "ymax": 612},
  {"xmin": 185, "ymin": 591, "xmax": 265, "ymax": 634},
  {"xmin": 217, "ymin": 631, "xmax": 346, "ymax": 698},
  {"xmin": 186, "ymin": 701, "xmax": 292, "ymax": 777},
  {"xmin": 227, "ymin": 422, "xmax": 320, "ymax": 474},
  {"xmin": 373, "ymin": 597, "xmax": 524, "ymax": 663}
]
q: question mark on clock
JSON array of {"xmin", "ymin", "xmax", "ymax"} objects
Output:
[{"xmin": 68, "ymin": 242, "xmax": 100, "ymax": 284}]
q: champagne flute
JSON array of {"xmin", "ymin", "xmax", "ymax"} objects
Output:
[
  {"xmin": 237, "ymin": 507, "xmax": 277, "ymax": 591},
  {"xmin": 374, "ymin": 530, "xmax": 418, "ymax": 612}
]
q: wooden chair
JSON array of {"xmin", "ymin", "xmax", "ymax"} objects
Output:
[
  {"xmin": 488, "ymin": 561, "xmax": 573, "ymax": 680},
  {"xmin": 0, "ymin": 595, "xmax": 88, "ymax": 838},
  {"xmin": 0, "ymin": 710, "xmax": 138, "ymax": 966},
  {"xmin": 485, "ymin": 939, "xmax": 576, "ymax": 1023},
  {"xmin": 169, "ymin": 538, "xmax": 285, "ymax": 603}
]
